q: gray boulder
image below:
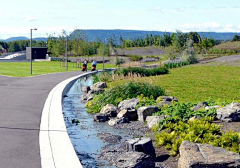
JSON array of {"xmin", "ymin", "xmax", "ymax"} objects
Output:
[
  {"xmin": 116, "ymin": 152, "xmax": 154, "ymax": 168},
  {"xmin": 118, "ymin": 98, "xmax": 139, "ymax": 111},
  {"xmin": 178, "ymin": 141, "xmax": 240, "ymax": 168},
  {"xmin": 137, "ymin": 106, "xmax": 158, "ymax": 122},
  {"xmin": 90, "ymin": 82, "xmax": 107, "ymax": 93},
  {"xmin": 94, "ymin": 113, "xmax": 109, "ymax": 122},
  {"xmin": 160, "ymin": 96, "xmax": 178, "ymax": 102},
  {"xmin": 126, "ymin": 137, "xmax": 156, "ymax": 157},
  {"xmin": 217, "ymin": 102, "xmax": 240, "ymax": 122},
  {"xmin": 81, "ymin": 86, "xmax": 90, "ymax": 93},
  {"xmin": 146, "ymin": 115, "xmax": 166, "ymax": 129},
  {"xmin": 192, "ymin": 102, "xmax": 208, "ymax": 111},
  {"xmin": 81, "ymin": 93, "xmax": 94, "ymax": 102},
  {"xmin": 100, "ymin": 104, "xmax": 118, "ymax": 117},
  {"xmin": 108, "ymin": 117, "xmax": 128, "ymax": 126},
  {"xmin": 86, "ymin": 94, "xmax": 94, "ymax": 102},
  {"xmin": 205, "ymin": 105, "xmax": 221, "ymax": 110},
  {"xmin": 117, "ymin": 109, "xmax": 138, "ymax": 121}
]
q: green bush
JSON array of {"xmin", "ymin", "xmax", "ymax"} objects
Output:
[
  {"xmin": 128, "ymin": 55, "xmax": 143, "ymax": 61},
  {"xmin": 86, "ymin": 82, "xmax": 165, "ymax": 113},
  {"xmin": 164, "ymin": 61, "xmax": 190, "ymax": 69},
  {"xmin": 155, "ymin": 118, "xmax": 240, "ymax": 156},
  {"xmin": 154, "ymin": 102, "xmax": 217, "ymax": 130},
  {"xmin": 116, "ymin": 66, "xmax": 169, "ymax": 77}
]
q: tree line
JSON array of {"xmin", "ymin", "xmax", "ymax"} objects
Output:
[
  {"xmin": 0, "ymin": 40, "xmax": 46, "ymax": 53},
  {"xmin": 1, "ymin": 30, "xmax": 240, "ymax": 58}
]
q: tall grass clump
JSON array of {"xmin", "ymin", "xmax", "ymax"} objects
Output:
[
  {"xmin": 117, "ymin": 66, "xmax": 169, "ymax": 77},
  {"xmin": 86, "ymin": 81, "xmax": 165, "ymax": 113}
]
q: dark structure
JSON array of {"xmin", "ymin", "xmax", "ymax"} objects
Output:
[{"xmin": 26, "ymin": 47, "xmax": 48, "ymax": 60}]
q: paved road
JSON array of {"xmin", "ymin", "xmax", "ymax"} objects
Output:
[{"xmin": 0, "ymin": 71, "xmax": 83, "ymax": 168}]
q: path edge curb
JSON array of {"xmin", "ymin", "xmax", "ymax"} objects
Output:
[{"xmin": 39, "ymin": 71, "xmax": 98, "ymax": 168}]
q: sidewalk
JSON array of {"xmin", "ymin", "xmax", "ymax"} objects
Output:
[{"xmin": 0, "ymin": 71, "xmax": 83, "ymax": 168}]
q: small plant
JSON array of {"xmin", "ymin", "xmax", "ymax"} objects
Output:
[
  {"xmin": 155, "ymin": 118, "xmax": 240, "ymax": 156},
  {"xmin": 86, "ymin": 81, "xmax": 165, "ymax": 113},
  {"xmin": 116, "ymin": 66, "xmax": 169, "ymax": 77},
  {"xmin": 115, "ymin": 57, "xmax": 125, "ymax": 68},
  {"xmin": 154, "ymin": 102, "xmax": 217, "ymax": 130},
  {"xmin": 128, "ymin": 55, "xmax": 143, "ymax": 61}
]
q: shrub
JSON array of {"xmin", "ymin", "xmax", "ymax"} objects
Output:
[
  {"xmin": 164, "ymin": 61, "xmax": 190, "ymax": 69},
  {"xmin": 86, "ymin": 82, "xmax": 165, "ymax": 113},
  {"xmin": 115, "ymin": 58, "xmax": 125, "ymax": 67},
  {"xmin": 155, "ymin": 118, "xmax": 240, "ymax": 156},
  {"xmin": 128, "ymin": 55, "xmax": 143, "ymax": 61},
  {"xmin": 154, "ymin": 102, "xmax": 217, "ymax": 130},
  {"xmin": 116, "ymin": 66, "xmax": 169, "ymax": 77}
]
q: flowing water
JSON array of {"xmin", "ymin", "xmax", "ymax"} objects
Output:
[{"xmin": 62, "ymin": 75, "xmax": 132, "ymax": 168}]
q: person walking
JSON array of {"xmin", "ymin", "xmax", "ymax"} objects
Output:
[
  {"xmin": 82, "ymin": 59, "xmax": 88, "ymax": 72},
  {"xmin": 91, "ymin": 60, "xmax": 97, "ymax": 71}
]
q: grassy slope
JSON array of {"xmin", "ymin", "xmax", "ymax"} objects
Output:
[
  {"xmin": 213, "ymin": 41, "xmax": 240, "ymax": 50},
  {"xmin": 111, "ymin": 65, "xmax": 240, "ymax": 102},
  {"xmin": 0, "ymin": 61, "xmax": 116, "ymax": 77}
]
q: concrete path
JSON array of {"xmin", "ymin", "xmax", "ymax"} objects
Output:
[{"xmin": 0, "ymin": 71, "xmax": 83, "ymax": 168}]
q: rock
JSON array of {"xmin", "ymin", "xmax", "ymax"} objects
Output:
[
  {"xmin": 100, "ymin": 104, "xmax": 118, "ymax": 117},
  {"xmin": 217, "ymin": 102, "xmax": 240, "ymax": 122},
  {"xmin": 118, "ymin": 98, "xmax": 139, "ymax": 111},
  {"xmin": 117, "ymin": 109, "xmax": 138, "ymax": 121},
  {"xmin": 205, "ymin": 105, "xmax": 221, "ymax": 110},
  {"xmin": 108, "ymin": 117, "xmax": 128, "ymax": 126},
  {"xmin": 81, "ymin": 86, "xmax": 90, "ymax": 93},
  {"xmin": 178, "ymin": 141, "xmax": 240, "ymax": 168},
  {"xmin": 81, "ymin": 93, "xmax": 94, "ymax": 102},
  {"xmin": 97, "ymin": 133, "xmax": 122, "ymax": 144},
  {"xmin": 90, "ymin": 82, "xmax": 107, "ymax": 92},
  {"xmin": 188, "ymin": 116, "xmax": 201, "ymax": 122},
  {"xmin": 94, "ymin": 113, "xmax": 109, "ymax": 122},
  {"xmin": 192, "ymin": 102, "xmax": 208, "ymax": 111},
  {"xmin": 137, "ymin": 106, "xmax": 158, "ymax": 122},
  {"xmin": 158, "ymin": 101, "xmax": 172, "ymax": 107},
  {"xmin": 160, "ymin": 96, "xmax": 178, "ymax": 102},
  {"xmin": 126, "ymin": 137, "xmax": 156, "ymax": 157},
  {"xmin": 86, "ymin": 94, "xmax": 94, "ymax": 101},
  {"xmin": 81, "ymin": 94, "xmax": 88, "ymax": 101},
  {"xmin": 146, "ymin": 116, "xmax": 165, "ymax": 129},
  {"xmin": 116, "ymin": 152, "xmax": 155, "ymax": 168}
]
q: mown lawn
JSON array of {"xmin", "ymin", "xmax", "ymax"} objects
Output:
[
  {"xmin": 110, "ymin": 65, "xmax": 240, "ymax": 102},
  {"xmin": 0, "ymin": 61, "xmax": 116, "ymax": 77}
]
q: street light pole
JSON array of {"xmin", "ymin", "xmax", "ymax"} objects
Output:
[
  {"xmin": 65, "ymin": 35, "xmax": 68, "ymax": 71},
  {"xmin": 103, "ymin": 40, "xmax": 105, "ymax": 70},
  {"xmin": 30, "ymin": 28, "xmax": 37, "ymax": 75},
  {"xmin": 103, "ymin": 38, "xmax": 107, "ymax": 70}
]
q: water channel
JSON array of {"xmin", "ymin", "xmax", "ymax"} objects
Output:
[{"xmin": 62, "ymin": 75, "xmax": 133, "ymax": 168}]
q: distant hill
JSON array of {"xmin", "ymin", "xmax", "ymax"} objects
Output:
[
  {"xmin": 1, "ymin": 37, "xmax": 48, "ymax": 42},
  {"xmin": 72, "ymin": 29, "xmax": 240, "ymax": 42},
  {"xmin": 2, "ymin": 29, "xmax": 240, "ymax": 42}
]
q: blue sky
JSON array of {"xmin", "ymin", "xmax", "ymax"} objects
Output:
[{"xmin": 1, "ymin": 0, "xmax": 240, "ymax": 39}]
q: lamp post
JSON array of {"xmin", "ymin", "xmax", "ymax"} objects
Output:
[
  {"xmin": 30, "ymin": 28, "xmax": 37, "ymax": 75},
  {"xmin": 103, "ymin": 38, "xmax": 107, "ymax": 69},
  {"xmin": 65, "ymin": 35, "xmax": 68, "ymax": 71}
]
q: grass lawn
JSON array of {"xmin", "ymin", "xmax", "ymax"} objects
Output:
[
  {"xmin": 110, "ymin": 65, "xmax": 240, "ymax": 102},
  {"xmin": 0, "ymin": 61, "xmax": 116, "ymax": 77}
]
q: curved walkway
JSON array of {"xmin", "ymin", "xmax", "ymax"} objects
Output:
[{"xmin": 0, "ymin": 71, "xmax": 84, "ymax": 168}]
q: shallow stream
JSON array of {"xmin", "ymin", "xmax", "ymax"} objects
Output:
[{"xmin": 62, "ymin": 75, "xmax": 133, "ymax": 168}]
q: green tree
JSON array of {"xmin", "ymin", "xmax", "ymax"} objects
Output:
[{"xmin": 232, "ymin": 35, "xmax": 240, "ymax": 42}]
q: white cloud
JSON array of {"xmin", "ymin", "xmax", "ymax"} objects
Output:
[
  {"xmin": 152, "ymin": 7, "xmax": 164, "ymax": 13},
  {"xmin": 176, "ymin": 7, "xmax": 185, "ymax": 12},
  {"xmin": 177, "ymin": 22, "xmax": 240, "ymax": 32},
  {"xmin": 24, "ymin": 17, "xmax": 38, "ymax": 22}
]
